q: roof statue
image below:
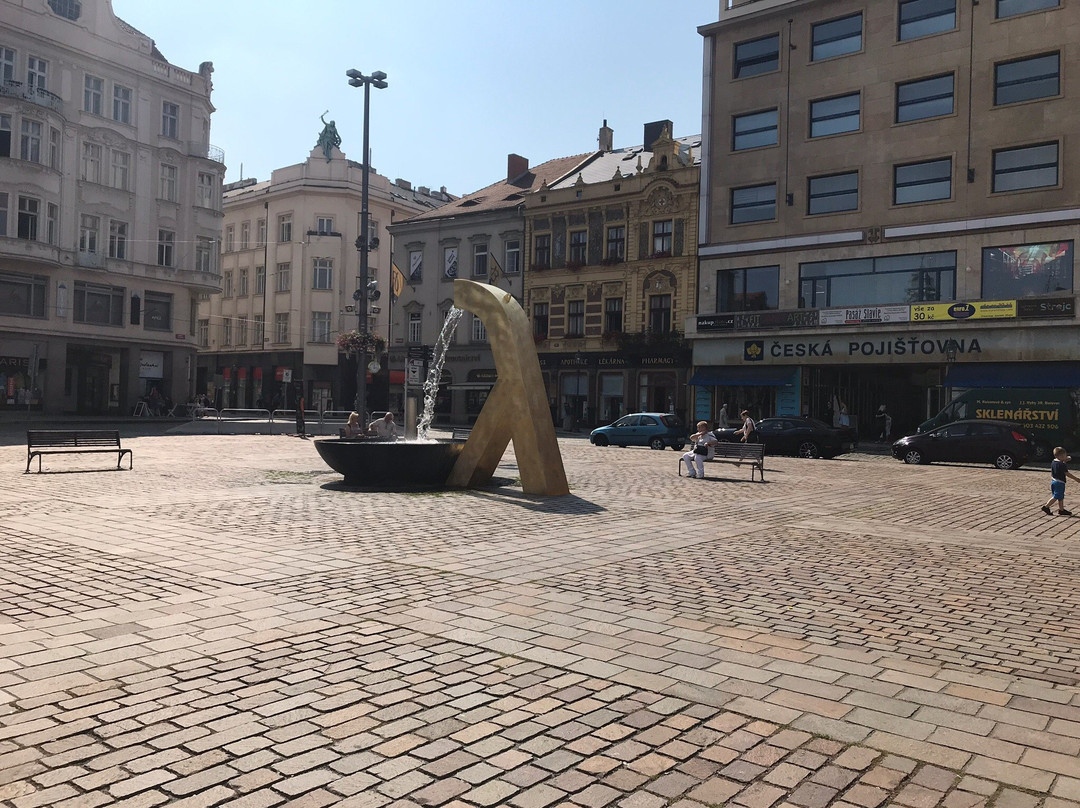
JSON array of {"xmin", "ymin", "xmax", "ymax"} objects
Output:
[{"xmin": 316, "ymin": 111, "xmax": 341, "ymax": 163}]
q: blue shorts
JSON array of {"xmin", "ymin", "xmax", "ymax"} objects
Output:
[{"xmin": 1051, "ymin": 480, "xmax": 1066, "ymax": 500}]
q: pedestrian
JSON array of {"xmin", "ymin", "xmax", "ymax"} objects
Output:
[
  {"xmin": 875, "ymin": 404, "xmax": 890, "ymax": 442},
  {"xmin": 735, "ymin": 409, "xmax": 757, "ymax": 443},
  {"xmin": 717, "ymin": 402, "xmax": 730, "ymax": 428},
  {"xmin": 681, "ymin": 421, "xmax": 718, "ymax": 479},
  {"xmin": 1042, "ymin": 446, "xmax": 1079, "ymax": 515},
  {"xmin": 295, "ymin": 391, "xmax": 306, "ymax": 437}
]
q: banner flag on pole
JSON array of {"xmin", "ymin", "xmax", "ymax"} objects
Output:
[{"xmin": 391, "ymin": 262, "xmax": 406, "ymax": 304}]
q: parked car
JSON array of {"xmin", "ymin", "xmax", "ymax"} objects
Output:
[
  {"xmin": 891, "ymin": 419, "xmax": 1032, "ymax": 469},
  {"xmin": 715, "ymin": 417, "xmax": 855, "ymax": 459},
  {"xmin": 590, "ymin": 413, "xmax": 687, "ymax": 450}
]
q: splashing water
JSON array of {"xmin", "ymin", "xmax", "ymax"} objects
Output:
[{"xmin": 416, "ymin": 307, "xmax": 464, "ymax": 441}]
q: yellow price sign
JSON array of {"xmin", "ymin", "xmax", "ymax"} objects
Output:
[{"xmin": 910, "ymin": 300, "xmax": 1016, "ymax": 322}]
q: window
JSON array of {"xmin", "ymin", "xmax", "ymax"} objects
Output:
[
  {"xmin": 0, "ymin": 193, "xmax": 8, "ymax": 237},
  {"xmin": 605, "ymin": 226, "xmax": 625, "ymax": 260},
  {"xmin": 731, "ymin": 183, "xmax": 777, "ymax": 224},
  {"xmin": 253, "ymin": 315, "xmax": 264, "ymax": 346},
  {"xmin": 197, "ymin": 172, "xmax": 215, "ymax": 208},
  {"xmin": 255, "ymin": 265, "xmax": 265, "ymax": 295},
  {"xmin": 505, "ymin": 239, "xmax": 521, "ymax": 273},
  {"xmin": 993, "ymin": 142, "xmax": 1058, "ymax": 192},
  {"xmin": 46, "ymin": 203, "xmax": 57, "ymax": 244},
  {"xmin": 473, "ymin": 242, "xmax": 489, "ymax": 276},
  {"xmin": 27, "ymin": 56, "xmax": 47, "ymax": 91},
  {"xmin": 717, "ymin": 266, "xmax": 780, "ymax": 312},
  {"xmin": 107, "ymin": 220, "xmax": 127, "ymax": 259},
  {"xmin": 534, "ymin": 233, "xmax": 551, "ymax": 267},
  {"xmin": 80, "ymin": 142, "xmax": 101, "ymax": 182},
  {"xmin": 652, "ymin": 221, "xmax": 673, "ymax": 255},
  {"xmin": 648, "ymin": 295, "xmax": 672, "ymax": 333},
  {"xmin": 0, "ymin": 114, "xmax": 10, "ymax": 159},
  {"xmin": 74, "ymin": 281, "xmax": 124, "ymax": 326},
  {"xmin": 112, "ymin": 84, "xmax": 131, "ymax": 124},
  {"xmin": 144, "ymin": 292, "xmax": 172, "ymax": 331},
  {"xmin": 533, "ymin": 302, "xmax": 549, "ymax": 339},
  {"xmin": 159, "ymin": 164, "xmax": 177, "ymax": 202},
  {"xmin": 812, "ymin": 12, "xmax": 862, "ymax": 61},
  {"xmin": 240, "ymin": 221, "xmax": 249, "ymax": 249},
  {"xmin": 157, "ymin": 230, "xmax": 174, "ymax": 266},
  {"xmin": 566, "ymin": 300, "xmax": 584, "ymax": 337},
  {"xmin": 316, "ymin": 216, "xmax": 333, "ymax": 234},
  {"xmin": 898, "ymin": 0, "xmax": 956, "ymax": 41},
  {"xmin": 17, "ymin": 196, "xmax": 39, "ymax": 240},
  {"xmin": 222, "ymin": 318, "xmax": 232, "ymax": 346},
  {"xmin": 257, "ymin": 219, "xmax": 266, "ymax": 246},
  {"xmin": 808, "ymin": 93, "xmax": 860, "ymax": 139},
  {"xmin": 471, "ymin": 315, "xmax": 487, "ymax": 342},
  {"xmin": 604, "ymin": 298, "xmax": 623, "ymax": 333},
  {"xmin": 568, "ymin": 231, "xmax": 587, "ymax": 264},
  {"xmin": 238, "ymin": 268, "xmax": 249, "ymax": 297},
  {"xmin": 808, "ymin": 172, "xmax": 859, "ymax": 215},
  {"xmin": 0, "ymin": 271, "xmax": 47, "ymax": 317},
  {"xmin": 48, "ymin": 0, "xmax": 81, "ymax": 20},
  {"xmin": 275, "ymin": 262, "xmax": 291, "ymax": 291},
  {"xmin": 312, "ymin": 258, "xmax": 333, "ymax": 289},
  {"xmin": 237, "ymin": 317, "xmax": 247, "ymax": 345},
  {"xmin": 311, "ymin": 312, "xmax": 332, "ymax": 343},
  {"xmin": 278, "ymin": 215, "xmax": 292, "ymax": 243},
  {"xmin": 996, "ymin": 0, "xmax": 1057, "ymax": 17},
  {"xmin": 896, "ymin": 73, "xmax": 954, "ymax": 123},
  {"xmin": 275, "ymin": 313, "xmax": 289, "ymax": 343},
  {"xmin": 799, "ymin": 251, "xmax": 956, "ymax": 308},
  {"xmin": 734, "ymin": 34, "xmax": 780, "ymax": 78},
  {"xmin": 733, "ymin": 108, "xmax": 779, "ymax": 151},
  {"xmin": 110, "ymin": 150, "xmax": 129, "ymax": 190},
  {"xmin": 982, "ymin": 241, "xmax": 1072, "ymax": 298},
  {"xmin": 408, "ymin": 312, "xmax": 422, "ymax": 343},
  {"xmin": 0, "ymin": 48, "xmax": 13, "ymax": 83},
  {"xmin": 161, "ymin": 101, "xmax": 179, "ymax": 139},
  {"xmin": 48, "ymin": 127, "xmax": 60, "ymax": 169},
  {"xmin": 222, "ymin": 226, "xmax": 234, "ymax": 252},
  {"xmin": 20, "ymin": 119, "xmax": 41, "ymax": 163},
  {"xmin": 84, "ymin": 75, "xmax": 103, "ymax": 115},
  {"xmin": 223, "ymin": 272, "xmax": 233, "ymax": 298},
  {"xmin": 198, "ymin": 319, "xmax": 209, "ymax": 347},
  {"xmin": 894, "ymin": 158, "xmax": 952, "ymax": 204},
  {"xmin": 995, "ymin": 52, "xmax": 1059, "ymax": 106},
  {"xmin": 195, "ymin": 237, "xmax": 213, "ymax": 273}
]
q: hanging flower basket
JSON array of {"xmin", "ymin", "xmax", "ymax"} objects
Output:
[{"xmin": 337, "ymin": 330, "xmax": 385, "ymax": 357}]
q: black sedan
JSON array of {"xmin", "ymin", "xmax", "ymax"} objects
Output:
[
  {"xmin": 891, "ymin": 419, "xmax": 1032, "ymax": 470},
  {"xmin": 715, "ymin": 417, "xmax": 856, "ymax": 459}
]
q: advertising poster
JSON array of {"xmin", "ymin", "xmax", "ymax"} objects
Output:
[
  {"xmin": 910, "ymin": 300, "xmax": 1016, "ymax": 322},
  {"xmin": 819, "ymin": 305, "xmax": 911, "ymax": 326},
  {"xmin": 982, "ymin": 241, "xmax": 1072, "ymax": 299}
]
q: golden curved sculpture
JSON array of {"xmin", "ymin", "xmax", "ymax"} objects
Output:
[{"xmin": 447, "ymin": 280, "xmax": 569, "ymax": 496}]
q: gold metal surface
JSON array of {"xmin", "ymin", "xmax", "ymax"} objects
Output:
[{"xmin": 447, "ymin": 280, "xmax": 570, "ymax": 496}]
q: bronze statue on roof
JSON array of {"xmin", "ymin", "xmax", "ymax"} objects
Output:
[{"xmin": 316, "ymin": 111, "xmax": 341, "ymax": 163}]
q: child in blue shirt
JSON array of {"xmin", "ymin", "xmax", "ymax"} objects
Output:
[{"xmin": 1042, "ymin": 446, "xmax": 1080, "ymax": 516}]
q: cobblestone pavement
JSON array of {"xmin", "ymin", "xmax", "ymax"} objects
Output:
[{"xmin": 2, "ymin": 434, "xmax": 1079, "ymax": 808}]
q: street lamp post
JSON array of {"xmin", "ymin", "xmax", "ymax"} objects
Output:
[{"xmin": 346, "ymin": 68, "xmax": 388, "ymax": 421}]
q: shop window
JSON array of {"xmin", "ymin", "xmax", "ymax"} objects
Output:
[
  {"xmin": 144, "ymin": 291, "xmax": 172, "ymax": 331},
  {"xmin": 981, "ymin": 241, "xmax": 1072, "ymax": 299},
  {"xmin": 717, "ymin": 266, "xmax": 780, "ymax": 312}
]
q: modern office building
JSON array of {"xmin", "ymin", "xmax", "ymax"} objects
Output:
[
  {"xmin": 197, "ymin": 141, "xmax": 450, "ymax": 414},
  {"xmin": 1, "ymin": 0, "xmax": 224, "ymax": 415},
  {"xmin": 693, "ymin": 0, "xmax": 1079, "ymax": 436}
]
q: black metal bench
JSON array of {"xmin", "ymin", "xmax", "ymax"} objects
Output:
[
  {"xmin": 680, "ymin": 441, "xmax": 765, "ymax": 481},
  {"xmin": 26, "ymin": 430, "xmax": 133, "ymax": 473}
]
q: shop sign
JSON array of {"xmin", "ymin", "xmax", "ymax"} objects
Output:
[
  {"xmin": 468, "ymin": 369, "xmax": 498, "ymax": 383},
  {"xmin": 819, "ymin": 305, "xmax": 910, "ymax": 326},
  {"xmin": 696, "ymin": 314, "xmax": 735, "ymax": 332},
  {"xmin": 0, "ymin": 356, "xmax": 30, "ymax": 372},
  {"xmin": 1017, "ymin": 296, "xmax": 1075, "ymax": 319},
  {"xmin": 175, "ymin": 333, "xmax": 186, "ymax": 341},
  {"xmin": 537, "ymin": 350, "xmax": 690, "ymax": 370},
  {"xmin": 734, "ymin": 310, "xmax": 819, "ymax": 330},
  {"xmin": 746, "ymin": 336, "xmax": 984, "ymax": 362},
  {"xmin": 910, "ymin": 300, "xmax": 1016, "ymax": 322},
  {"xmin": 139, "ymin": 351, "xmax": 165, "ymax": 379}
]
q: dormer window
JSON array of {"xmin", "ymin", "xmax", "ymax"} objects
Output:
[{"xmin": 49, "ymin": 0, "xmax": 81, "ymax": 20}]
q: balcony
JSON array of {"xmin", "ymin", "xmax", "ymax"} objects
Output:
[
  {"xmin": 187, "ymin": 141, "xmax": 225, "ymax": 164},
  {"xmin": 0, "ymin": 80, "xmax": 63, "ymax": 113}
]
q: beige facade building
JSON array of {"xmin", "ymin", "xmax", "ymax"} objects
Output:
[
  {"xmin": 694, "ymin": 0, "xmax": 1079, "ymax": 437},
  {"xmin": 196, "ymin": 142, "xmax": 449, "ymax": 413},
  {"xmin": 1, "ymin": 0, "xmax": 224, "ymax": 415}
]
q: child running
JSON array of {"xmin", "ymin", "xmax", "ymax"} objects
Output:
[{"xmin": 1042, "ymin": 446, "xmax": 1080, "ymax": 516}]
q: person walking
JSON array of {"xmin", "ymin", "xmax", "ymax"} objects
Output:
[
  {"xmin": 717, "ymin": 403, "xmax": 730, "ymax": 428},
  {"xmin": 735, "ymin": 410, "xmax": 757, "ymax": 443},
  {"xmin": 682, "ymin": 421, "xmax": 718, "ymax": 479},
  {"xmin": 1042, "ymin": 446, "xmax": 1079, "ymax": 515},
  {"xmin": 295, "ymin": 391, "xmax": 306, "ymax": 437}
]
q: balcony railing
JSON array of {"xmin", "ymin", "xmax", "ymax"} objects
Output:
[
  {"xmin": 187, "ymin": 141, "xmax": 225, "ymax": 164},
  {"xmin": 0, "ymin": 80, "xmax": 63, "ymax": 112}
]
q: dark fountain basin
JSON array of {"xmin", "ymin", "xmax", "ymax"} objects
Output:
[{"xmin": 314, "ymin": 438, "xmax": 465, "ymax": 488}]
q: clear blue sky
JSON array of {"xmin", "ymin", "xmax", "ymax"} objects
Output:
[{"xmin": 113, "ymin": 0, "xmax": 715, "ymax": 196}]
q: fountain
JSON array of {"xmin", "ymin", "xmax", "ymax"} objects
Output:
[{"xmin": 315, "ymin": 280, "xmax": 569, "ymax": 495}]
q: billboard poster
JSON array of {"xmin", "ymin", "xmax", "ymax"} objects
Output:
[
  {"xmin": 819, "ymin": 305, "xmax": 911, "ymax": 326},
  {"xmin": 910, "ymin": 300, "xmax": 1016, "ymax": 322},
  {"xmin": 982, "ymin": 241, "xmax": 1072, "ymax": 299}
]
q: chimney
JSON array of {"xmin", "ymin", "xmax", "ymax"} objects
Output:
[
  {"xmin": 643, "ymin": 119, "xmax": 674, "ymax": 152},
  {"xmin": 507, "ymin": 153, "xmax": 529, "ymax": 182},
  {"xmin": 598, "ymin": 119, "xmax": 614, "ymax": 152},
  {"xmin": 395, "ymin": 178, "xmax": 412, "ymax": 191}
]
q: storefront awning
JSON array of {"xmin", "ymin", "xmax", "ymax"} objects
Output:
[
  {"xmin": 689, "ymin": 366, "xmax": 797, "ymax": 387},
  {"xmin": 366, "ymin": 370, "xmax": 407, "ymax": 384},
  {"xmin": 945, "ymin": 362, "xmax": 1080, "ymax": 388}
]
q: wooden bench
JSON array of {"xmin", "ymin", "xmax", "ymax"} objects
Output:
[
  {"xmin": 680, "ymin": 441, "xmax": 765, "ymax": 481},
  {"xmin": 26, "ymin": 430, "xmax": 133, "ymax": 473}
]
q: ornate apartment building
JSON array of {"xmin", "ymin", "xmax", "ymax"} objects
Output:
[
  {"xmin": 197, "ymin": 141, "xmax": 450, "ymax": 414},
  {"xmin": 694, "ymin": 0, "xmax": 1080, "ymax": 436},
  {"xmin": 1, "ymin": 0, "xmax": 224, "ymax": 415}
]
